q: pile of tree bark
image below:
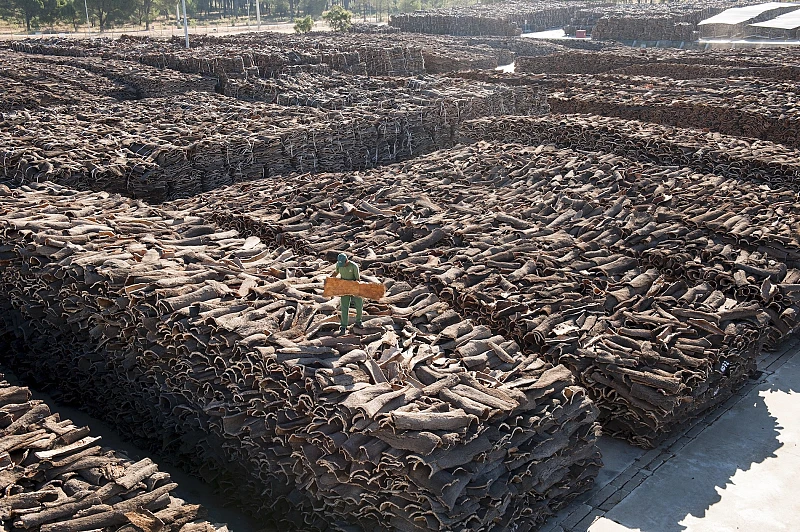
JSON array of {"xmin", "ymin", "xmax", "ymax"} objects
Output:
[
  {"xmin": 594, "ymin": 17, "xmax": 697, "ymax": 42},
  {"xmin": 608, "ymin": 61, "xmax": 800, "ymax": 81},
  {"xmin": 8, "ymin": 35, "xmax": 426, "ymax": 79},
  {"xmin": 0, "ymin": 74, "xmax": 547, "ymax": 201},
  {"xmin": 388, "ymin": 1, "xmax": 582, "ymax": 36},
  {"xmin": 0, "ymin": 79, "xmax": 106, "ymax": 113},
  {"xmin": 0, "ymin": 51, "xmax": 218, "ymax": 113},
  {"xmin": 515, "ymin": 49, "xmax": 647, "ymax": 75},
  {"xmin": 0, "ymin": 52, "xmax": 135, "ymax": 108},
  {"xmin": 221, "ymin": 71, "xmax": 546, "ymax": 115},
  {"xmin": 390, "ymin": 12, "xmax": 525, "ymax": 37},
  {"xmin": 184, "ymin": 31, "xmax": 562, "ymax": 74},
  {"xmin": 170, "ymin": 140, "xmax": 796, "ymax": 446},
  {"xmin": 0, "ymin": 375, "xmax": 227, "ymax": 532},
  {"xmin": 309, "ymin": 32, "xmax": 562, "ymax": 71},
  {"xmin": 18, "ymin": 52, "xmax": 219, "ymax": 98},
  {"xmin": 513, "ymin": 46, "xmax": 800, "ymax": 81},
  {"xmin": 203, "ymin": 32, "xmax": 430, "ymax": 77},
  {"xmin": 416, "ymin": 36, "xmax": 564, "ymax": 72},
  {"xmin": 0, "ymin": 182, "xmax": 602, "ymax": 531},
  {"xmin": 348, "ymin": 23, "xmax": 402, "ymax": 34},
  {"xmin": 461, "ymin": 114, "xmax": 800, "ymax": 193},
  {"xmin": 546, "ymin": 74, "xmax": 800, "ymax": 148},
  {"xmin": 4, "ymin": 32, "xmax": 568, "ymax": 77},
  {"xmin": 563, "ymin": 7, "xmax": 613, "ymax": 37},
  {"xmin": 449, "ymin": 70, "xmax": 800, "ymax": 148}
]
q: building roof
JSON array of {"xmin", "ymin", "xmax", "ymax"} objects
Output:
[
  {"xmin": 698, "ymin": 2, "xmax": 798, "ymax": 25},
  {"xmin": 750, "ymin": 7, "xmax": 800, "ymax": 28}
]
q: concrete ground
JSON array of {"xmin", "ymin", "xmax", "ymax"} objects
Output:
[{"xmin": 542, "ymin": 335, "xmax": 800, "ymax": 532}]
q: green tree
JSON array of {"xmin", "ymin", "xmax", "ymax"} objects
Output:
[
  {"xmin": 58, "ymin": 0, "xmax": 80, "ymax": 30},
  {"xmin": 134, "ymin": 0, "xmax": 154, "ymax": 28},
  {"xmin": 0, "ymin": 0, "xmax": 75, "ymax": 32},
  {"xmin": 300, "ymin": 0, "xmax": 323, "ymax": 17},
  {"xmin": 273, "ymin": 0, "xmax": 288, "ymax": 16},
  {"xmin": 2, "ymin": 0, "xmax": 46, "ymax": 31},
  {"xmin": 293, "ymin": 14, "xmax": 312, "ymax": 31},
  {"xmin": 322, "ymin": 4, "xmax": 351, "ymax": 31},
  {"xmin": 151, "ymin": 0, "xmax": 176, "ymax": 21},
  {"xmin": 40, "ymin": 0, "xmax": 72, "ymax": 26},
  {"xmin": 85, "ymin": 0, "xmax": 137, "ymax": 29},
  {"xmin": 397, "ymin": 0, "xmax": 419, "ymax": 12}
]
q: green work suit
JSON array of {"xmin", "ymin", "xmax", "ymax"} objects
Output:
[{"xmin": 336, "ymin": 261, "xmax": 363, "ymax": 328}]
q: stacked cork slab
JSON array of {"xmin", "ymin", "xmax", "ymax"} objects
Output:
[{"xmin": 0, "ymin": 183, "xmax": 602, "ymax": 530}]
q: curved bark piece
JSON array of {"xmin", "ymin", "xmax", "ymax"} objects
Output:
[{"xmin": 0, "ymin": 376, "xmax": 223, "ymax": 532}]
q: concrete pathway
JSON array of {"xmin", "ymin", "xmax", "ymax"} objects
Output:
[{"xmin": 542, "ymin": 336, "xmax": 800, "ymax": 532}]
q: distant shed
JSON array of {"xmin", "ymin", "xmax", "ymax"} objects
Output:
[
  {"xmin": 749, "ymin": 8, "xmax": 800, "ymax": 38},
  {"xmin": 698, "ymin": 2, "xmax": 800, "ymax": 38}
]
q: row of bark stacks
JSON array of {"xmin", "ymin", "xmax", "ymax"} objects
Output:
[
  {"xmin": 7, "ymin": 35, "xmax": 425, "ymax": 79},
  {"xmin": 0, "ymin": 183, "xmax": 602, "ymax": 530},
  {"xmin": 1, "ymin": 74, "xmax": 547, "ymax": 202},
  {"xmin": 459, "ymin": 113, "xmax": 800, "ymax": 195},
  {"xmin": 0, "ymin": 374, "xmax": 227, "ymax": 532},
  {"xmin": 4, "ymin": 32, "xmax": 572, "ymax": 78},
  {"xmin": 513, "ymin": 46, "xmax": 800, "ymax": 81},
  {"xmin": 168, "ymin": 139, "xmax": 795, "ymax": 447},
  {"xmin": 449, "ymin": 70, "xmax": 800, "ymax": 149},
  {"xmin": 389, "ymin": 1, "xmax": 580, "ymax": 36}
]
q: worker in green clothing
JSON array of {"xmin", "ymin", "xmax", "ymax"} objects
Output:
[{"xmin": 330, "ymin": 253, "xmax": 363, "ymax": 334}]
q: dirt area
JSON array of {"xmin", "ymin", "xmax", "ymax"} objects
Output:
[{"xmin": 0, "ymin": 21, "xmax": 331, "ymax": 39}]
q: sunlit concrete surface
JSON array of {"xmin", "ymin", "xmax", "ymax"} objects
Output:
[{"xmin": 543, "ymin": 336, "xmax": 800, "ymax": 532}]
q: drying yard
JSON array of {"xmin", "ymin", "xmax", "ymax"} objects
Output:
[{"xmin": 1, "ymin": 3, "xmax": 799, "ymax": 531}]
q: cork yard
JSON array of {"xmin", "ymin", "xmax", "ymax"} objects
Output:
[{"xmin": 1, "ymin": 0, "xmax": 799, "ymax": 530}]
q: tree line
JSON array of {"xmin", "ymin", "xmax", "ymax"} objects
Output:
[{"xmin": 0, "ymin": 0, "xmax": 465, "ymax": 32}]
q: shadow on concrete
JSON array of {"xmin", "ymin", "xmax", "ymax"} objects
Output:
[{"xmin": 591, "ymin": 351, "xmax": 799, "ymax": 532}]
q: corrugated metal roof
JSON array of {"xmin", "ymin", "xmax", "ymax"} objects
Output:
[
  {"xmin": 698, "ymin": 2, "xmax": 798, "ymax": 25},
  {"xmin": 750, "ymin": 7, "xmax": 800, "ymax": 28}
]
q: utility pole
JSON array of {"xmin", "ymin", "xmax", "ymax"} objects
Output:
[
  {"xmin": 84, "ymin": 0, "xmax": 90, "ymax": 36},
  {"xmin": 255, "ymin": 0, "xmax": 261, "ymax": 30},
  {"xmin": 181, "ymin": 0, "xmax": 189, "ymax": 48}
]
